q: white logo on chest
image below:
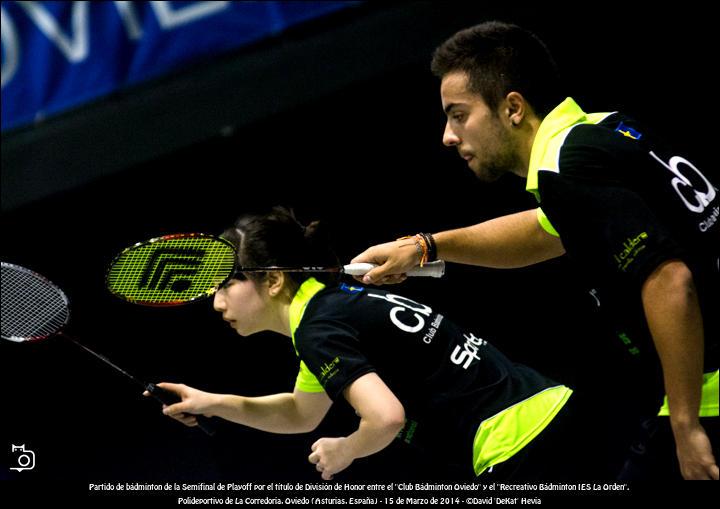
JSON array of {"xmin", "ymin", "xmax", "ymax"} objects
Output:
[
  {"xmin": 650, "ymin": 151, "xmax": 716, "ymax": 214},
  {"xmin": 367, "ymin": 292, "xmax": 433, "ymax": 333},
  {"xmin": 450, "ymin": 332, "xmax": 487, "ymax": 369}
]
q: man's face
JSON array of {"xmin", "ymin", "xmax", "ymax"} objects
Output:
[{"xmin": 440, "ymin": 72, "xmax": 520, "ymax": 181}]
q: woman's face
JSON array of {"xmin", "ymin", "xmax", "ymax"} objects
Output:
[{"xmin": 213, "ymin": 278, "xmax": 272, "ymax": 336}]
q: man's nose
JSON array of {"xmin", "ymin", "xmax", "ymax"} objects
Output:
[{"xmin": 443, "ymin": 122, "xmax": 460, "ymax": 146}]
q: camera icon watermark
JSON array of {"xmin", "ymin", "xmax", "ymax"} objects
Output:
[{"xmin": 10, "ymin": 444, "xmax": 35, "ymax": 472}]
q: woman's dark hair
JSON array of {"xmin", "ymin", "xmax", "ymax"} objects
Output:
[
  {"xmin": 221, "ymin": 206, "xmax": 340, "ymax": 293},
  {"xmin": 431, "ymin": 21, "xmax": 564, "ymax": 118}
]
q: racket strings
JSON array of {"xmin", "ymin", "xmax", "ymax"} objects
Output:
[
  {"xmin": 107, "ymin": 236, "xmax": 236, "ymax": 304},
  {"xmin": 1, "ymin": 264, "xmax": 69, "ymax": 340}
]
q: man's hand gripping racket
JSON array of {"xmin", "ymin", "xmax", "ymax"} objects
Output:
[{"xmin": 350, "ymin": 238, "xmax": 432, "ymax": 285}]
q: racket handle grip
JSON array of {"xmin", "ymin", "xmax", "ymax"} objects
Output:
[
  {"xmin": 147, "ymin": 383, "xmax": 216, "ymax": 436},
  {"xmin": 343, "ymin": 260, "xmax": 445, "ymax": 278}
]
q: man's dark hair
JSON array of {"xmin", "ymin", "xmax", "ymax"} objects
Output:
[{"xmin": 431, "ymin": 21, "xmax": 564, "ymax": 118}]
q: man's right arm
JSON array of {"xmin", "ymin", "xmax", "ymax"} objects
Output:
[{"xmin": 351, "ymin": 208, "xmax": 565, "ymax": 284}]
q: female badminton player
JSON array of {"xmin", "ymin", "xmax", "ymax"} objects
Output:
[{"xmin": 153, "ymin": 207, "xmax": 575, "ymax": 480}]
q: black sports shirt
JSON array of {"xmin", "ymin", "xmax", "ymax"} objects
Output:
[
  {"xmin": 289, "ymin": 279, "xmax": 571, "ymax": 474},
  {"xmin": 528, "ymin": 97, "xmax": 718, "ymax": 413}
]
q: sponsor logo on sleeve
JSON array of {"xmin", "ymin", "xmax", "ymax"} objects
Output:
[
  {"xmin": 319, "ymin": 357, "xmax": 341, "ymax": 383},
  {"xmin": 613, "ymin": 232, "xmax": 649, "ymax": 271}
]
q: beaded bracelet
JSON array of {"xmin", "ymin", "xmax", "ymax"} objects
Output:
[
  {"xmin": 397, "ymin": 233, "xmax": 436, "ymax": 267},
  {"xmin": 418, "ymin": 233, "xmax": 437, "ymax": 263}
]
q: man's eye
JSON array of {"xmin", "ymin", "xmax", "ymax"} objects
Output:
[{"xmin": 453, "ymin": 113, "xmax": 465, "ymax": 122}]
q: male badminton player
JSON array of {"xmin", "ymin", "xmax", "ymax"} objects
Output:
[
  {"xmin": 350, "ymin": 22, "xmax": 719, "ymax": 480},
  {"xmin": 153, "ymin": 207, "xmax": 577, "ymax": 480}
]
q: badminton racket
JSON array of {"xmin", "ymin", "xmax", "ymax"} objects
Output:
[
  {"xmin": 106, "ymin": 233, "xmax": 445, "ymax": 306},
  {"xmin": 1, "ymin": 262, "xmax": 215, "ymax": 436}
]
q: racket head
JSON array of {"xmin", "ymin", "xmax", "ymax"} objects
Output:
[
  {"xmin": 106, "ymin": 233, "xmax": 236, "ymax": 306},
  {"xmin": 1, "ymin": 262, "xmax": 70, "ymax": 342}
]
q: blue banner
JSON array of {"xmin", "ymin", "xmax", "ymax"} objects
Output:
[{"xmin": 1, "ymin": 1, "xmax": 357, "ymax": 131}]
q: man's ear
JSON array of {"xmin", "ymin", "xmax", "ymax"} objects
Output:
[
  {"xmin": 505, "ymin": 91, "xmax": 529, "ymax": 127},
  {"xmin": 266, "ymin": 271, "xmax": 285, "ymax": 297}
]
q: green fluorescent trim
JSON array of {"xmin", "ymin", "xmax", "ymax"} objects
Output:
[
  {"xmin": 536, "ymin": 208, "xmax": 560, "ymax": 237},
  {"xmin": 527, "ymin": 97, "xmax": 588, "ymax": 194},
  {"xmin": 289, "ymin": 278, "xmax": 327, "ymax": 393},
  {"xmin": 658, "ymin": 370, "xmax": 719, "ymax": 417},
  {"xmin": 526, "ymin": 98, "xmax": 613, "ymax": 237},
  {"xmin": 472, "ymin": 386, "xmax": 572, "ymax": 476}
]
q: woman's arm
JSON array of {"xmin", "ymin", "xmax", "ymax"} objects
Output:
[
  {"xmin": 307, "ymin": 372, "xmax": 405, "ymax": 480},
  {"xmin": 156, "ymin": 382, "xmax": 332, "ymax": 434}
]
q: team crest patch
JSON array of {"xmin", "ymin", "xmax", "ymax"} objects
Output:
[
  {"xmin": 339, "ymin": 283, "xmax": 364, "ymax": 294},
  {"xmin": 615, "ymin": 121, "xmax": 642, "ymax": 140}
]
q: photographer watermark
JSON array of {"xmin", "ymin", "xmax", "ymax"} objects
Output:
[{"xmin": 10, "ymin": 444, "xmax": 36, "ymax": 472}]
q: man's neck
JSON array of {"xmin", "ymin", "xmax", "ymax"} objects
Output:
[{"xmin": 513, "ymin": 115, "xmax": 542, "ymax": 179}]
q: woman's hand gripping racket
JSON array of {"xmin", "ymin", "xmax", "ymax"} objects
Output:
[
  {"xmin": 0, "ymin": 262, "xmax": 215, "ymax": 436},
  {"xmin": 106, "ymin": 233, "xmax": 445, "ymax": 306}
]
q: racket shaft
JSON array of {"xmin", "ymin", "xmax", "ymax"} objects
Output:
[
  {"xmin": 147, "ymin": 383, "xmax": 216, "ymax": 436},
  {"xmin": 66, "ymin": 335, "xmax": 215, "ymax": 436},
  {"xmin": 62, "ymin": 334, "xmax": 145, "ymax": 388}
]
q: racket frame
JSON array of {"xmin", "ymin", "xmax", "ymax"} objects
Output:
[
  {"xmin": 1, "ymin": 262, "xmax": 71, "ymax": 342},
  {"xmin": 106, "ymin": 233, "xmax": 237, "ymax": 307},
  {"xmin": 2, "ymin": 261, "xmax": 216, "ymax": 435}
]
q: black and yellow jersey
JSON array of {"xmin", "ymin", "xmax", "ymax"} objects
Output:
[
  {"xmin": 528, "ymin": 97, "xmax": 718, "ymax": 415},
  {"xmin": 288, "ymin": 278, "xmax": 571, "ymax": 476}
]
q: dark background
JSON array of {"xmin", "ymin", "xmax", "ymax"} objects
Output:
[{"xmin": 1, "ymin": 1, "xmax": 715, "ymax": 485}]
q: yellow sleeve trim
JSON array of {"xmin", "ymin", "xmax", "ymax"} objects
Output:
[
  {"xmin": 294, "ymin": 361, "xmax": 325, "ymax": 393},
  {"xmin": 536, "ymin": 207, "xmax": 560, "ymax": 237},
  {"xmin": 658, "ymin": 370, "xmax": 719, "ymax": 417}
]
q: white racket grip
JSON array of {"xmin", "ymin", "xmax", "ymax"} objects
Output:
[{"xmin": 343, "ymin": 260, "xmax": 445, "ymax": 278}]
